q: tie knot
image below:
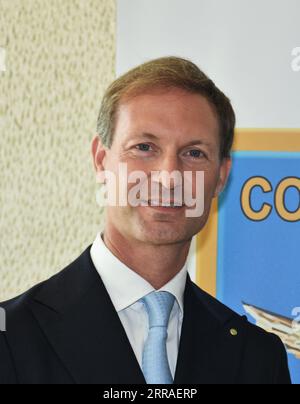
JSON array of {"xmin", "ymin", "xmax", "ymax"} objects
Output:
[{"xmin": 141, "ymin": 291, "xmax": 175, "ymax": 328}]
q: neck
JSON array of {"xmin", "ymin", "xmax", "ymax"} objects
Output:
[{"xmin": 102, "ymin": 224, "xmax": 191, "ymax": 290}]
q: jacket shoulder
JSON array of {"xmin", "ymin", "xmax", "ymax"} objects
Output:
[
  {"xmin": 190, "ymin": 280, "xmax": 287, "ymax": 353},
  {"xmin": 190, "ymin": 281, "xmax": 291, "ymax": 383}
]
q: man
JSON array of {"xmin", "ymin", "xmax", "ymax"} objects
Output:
[{"xmin": 0, "ymin": 57, "xmax": 291, "ymax": 384}]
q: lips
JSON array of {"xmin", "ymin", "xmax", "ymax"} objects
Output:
[{"xmin": 143, "ymin": 200, "xmax": 185, "ymax": 208}]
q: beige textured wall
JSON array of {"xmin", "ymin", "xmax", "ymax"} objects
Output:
[{"xmin": 0, "ymin": 0, "xmax": 116, "ymax": 301}]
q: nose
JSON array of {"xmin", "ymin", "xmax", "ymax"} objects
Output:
[{"xmin": 153, "ymin": 155, "xmax": 182, "ymax": 190}]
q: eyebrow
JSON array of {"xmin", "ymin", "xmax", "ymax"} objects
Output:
[{"xmin": 130, "ymin": 132, "xmax": 213, "ymax": 148}]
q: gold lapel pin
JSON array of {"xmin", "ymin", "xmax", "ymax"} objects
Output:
[{"xmin": 230, "ymin": 328, "xmax": 238, "ymax": 336}]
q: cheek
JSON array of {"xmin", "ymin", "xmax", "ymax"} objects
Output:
[
  {"xmin": 204, "ymin": 175, "xmax": 218, "ymax": 197},
  {"xmin": 191, "ymin": 169, "xmax": 218, "ymax": 197}
]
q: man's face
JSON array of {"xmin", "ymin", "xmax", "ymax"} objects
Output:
[{"xmin": 93, "ymin": 87, "xmax": 231, "ymax": 246}]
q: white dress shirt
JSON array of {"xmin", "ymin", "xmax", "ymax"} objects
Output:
[{"xmin": 90, "ymin": 232, "xmax": 188, "ymax": 379}]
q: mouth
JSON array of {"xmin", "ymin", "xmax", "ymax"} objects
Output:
[
  {"xmin": 151, "ymin": 201, "xmax": 184, "ymax": 207},
  {"xmin": 140, "ymin": 200, "xmax": 185, "ymax": 213}
]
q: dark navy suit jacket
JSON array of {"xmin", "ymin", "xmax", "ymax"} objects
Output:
[{"xmin": 0, "ymin": 246, "xmax": 291, "ymax": 384}]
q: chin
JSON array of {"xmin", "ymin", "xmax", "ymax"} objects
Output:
[{"xmin": 135, "ymin": 221, "xmax": 190, "ymax": 245}]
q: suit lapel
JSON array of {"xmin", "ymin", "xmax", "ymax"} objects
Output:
[
  {"xmin": 29, "ymin": 246, "xmax": 243, "ymax": 384},
  {"xmin": 174, "ymin": 276, "xmax": 244, "ymax": 384},
  {"xmin": 30, "ymin": 247, "xmax": 146, "ymax": 384}
]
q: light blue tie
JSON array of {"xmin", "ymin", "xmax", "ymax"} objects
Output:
[{"xmin": 140, "ymin": 291, "xmax": 175, "ymax": 384}]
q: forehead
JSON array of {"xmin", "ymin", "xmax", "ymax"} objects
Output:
[{"xmin": 114, "ymin": 88, "xmax": 220, "ymax": 145}]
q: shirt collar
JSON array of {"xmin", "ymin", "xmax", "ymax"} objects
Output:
[{"xmin": 90, "ymin": 232, "xmax": 188, "ymax": 314}]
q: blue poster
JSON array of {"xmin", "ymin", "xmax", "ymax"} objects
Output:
[{"xmin": 217, "ymin": 151, "xmax": 300, "ymax": 384}]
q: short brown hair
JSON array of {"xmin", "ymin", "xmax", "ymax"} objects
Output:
[{"xmin": 97, "ymin": 56, "xmax": 235, "ymax": 159}]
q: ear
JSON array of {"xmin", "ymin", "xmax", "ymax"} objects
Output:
[
  {"xmin": 213, "ymin": 157, "xmax": 232, "ymax": 198},
  {"xmin": 91, "ymin": 135, "xmax": 107, "ymax": 175}
]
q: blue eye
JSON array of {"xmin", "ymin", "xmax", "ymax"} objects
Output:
[
  {"xmin": 136, "ymin": 143, "xmax": 152, "ymax": 152},
  {"xmin": 187, "ymin": 150, "xmax": 205, "ymax": 159}
]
